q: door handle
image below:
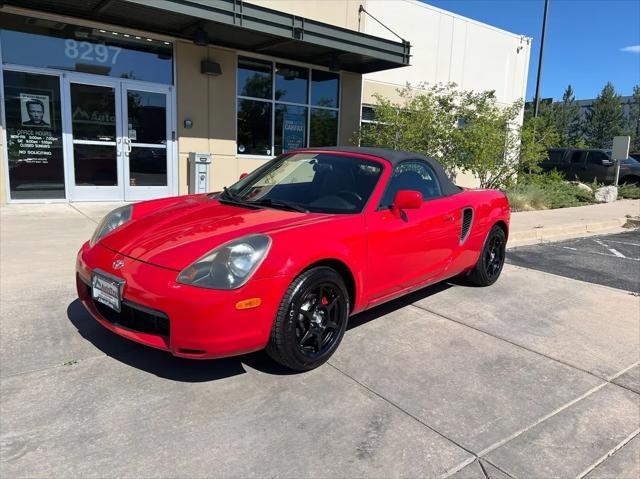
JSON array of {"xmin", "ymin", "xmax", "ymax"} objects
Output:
[
  {"xmin": 444, "ymin": 215, "xmax": 455, "ymax": 222},
  {"xmin": 117, "ymin": 137, "xmax": 122, "ymax": 156}
]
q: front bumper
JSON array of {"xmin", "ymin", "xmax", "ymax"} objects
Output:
[{"xmin": 76, "ymin": 241, "xmax": 290, "ymax": 359}]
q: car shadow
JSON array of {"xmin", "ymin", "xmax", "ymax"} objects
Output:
[{"xmin": 67, "ymin": 280, "xmax": 455, "ymax": 382}]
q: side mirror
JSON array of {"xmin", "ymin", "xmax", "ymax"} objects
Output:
[
  {"xmin": 239, "ymin": 172, "xmax": 249, "ymax": 179},
  {"xmin": 391, "ymin": 190, "xmax": 422, "ymax": 217}
]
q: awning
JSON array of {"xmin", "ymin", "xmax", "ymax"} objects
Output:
[{"xmin": 4, "ymin": 0, "xmax": 411, "ymax": 73}]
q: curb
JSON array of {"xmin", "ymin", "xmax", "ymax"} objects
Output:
[{"xmin": 508, "ymin": 217, "xmax": 632, "ymax": 247}]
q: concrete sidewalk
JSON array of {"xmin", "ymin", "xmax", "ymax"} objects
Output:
[
  {"xmin": 509, "ymin": 199, "xmax": 640, "ymax": 247},
  {"xmin": 1, "ymin": 199, "xmax": 638, "ymax": 478}
]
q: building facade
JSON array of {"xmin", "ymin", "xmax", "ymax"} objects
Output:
[{"xmin": 0, "ymin": 0, "xmax": 529, "ymax": 203}]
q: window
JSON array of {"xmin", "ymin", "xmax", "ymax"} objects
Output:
[
  {"xmin": 237, "ymin": 56, "xmax": 340, "ymax": 156},
  {"xmin": 587, "ymin": 151, "xmax": 610, "ymax": 165},
  {"xmin": 227, "ymin": 153, "xmax": 382, "ymax": 214},
  {"xmin": 380, "ymin": 161, "xmax": 442, "ymax": 207},
  {"xmin": 0, "ymin": 14, "xmax": 173, "ymax": 84},
  {"xmin": 570, "ymin": 151, "xmax": 585, "ymax": 164},
  {"xmin": 3, "ymin": 71, "xmax": 65, "ymax": 199},
  {"xmin": 547, "ymin": 150, "xmax": 566, "ymax": 164}
]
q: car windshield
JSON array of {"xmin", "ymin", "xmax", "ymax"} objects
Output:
[{"xmin": 222, "ymin": 153, "xmax": 384, "ymax": 214}]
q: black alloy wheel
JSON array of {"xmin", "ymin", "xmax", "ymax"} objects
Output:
[
  {"xmin": 266, "ymin": 267, "xmax": 349, "ymax": 371},
  {"xmin": 294, "ymin": 282, "xmax": 346, "ymax": 359},
  {"xmin": 484, "ymin": 233, "xmax": 505, "ymax": 281},
  {"xmin": 467, "ymin": 225, "xmax": 507, "ymax": 286}
]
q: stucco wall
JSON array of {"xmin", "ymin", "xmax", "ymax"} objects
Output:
[
  {"xmin": 247, "ymin": 0, "xmax": 363, "ymax": 31},
  {"xmin": 175, "ymin": 41, "xmax": 241, "ymax": 194},
  {"xmin": 362, "ymin": 0, "xmax": 530, "ymax": 107}
]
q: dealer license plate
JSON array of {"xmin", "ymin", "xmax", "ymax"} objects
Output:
[{"xmin": 92, "ymin": 270, "xmax": 124, "ymax": 312}]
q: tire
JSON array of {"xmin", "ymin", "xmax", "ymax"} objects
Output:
[
  {"xmin": 467, "ymin": 225, "xmax": 507, "ymax": 286},
  {"xmin": 266, "ymin": 267, "xmax": 350, "ymax": 371}
]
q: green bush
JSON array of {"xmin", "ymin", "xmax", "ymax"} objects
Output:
[
  {"xmin": 619, "ymin": 184, "xmax": 640, "ymax": 199},
  {"xmin": 504, "ymin": 173, "xmax": 595, "ymax": 211}
]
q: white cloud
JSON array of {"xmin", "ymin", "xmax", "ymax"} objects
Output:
[{"xmin": 620, "ymin": 45, "xmax": 640, "ymax": 53}]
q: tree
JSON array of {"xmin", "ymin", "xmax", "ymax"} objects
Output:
[
  {"xmin": 355, "ymin": 83, "xmax": 546, "ymax": 189},
  {"xmin": 454, "ymin": 92, "xmax": 526, "ymax": 189},
  {"xmin": 627, "ymin": 85, "xmax": 640, "ymax": 152},
  {"xmin": 552, "ymin": 84, "xmax": 582, "ymax": 147},
  {"xmin": 519, "ymin": 113, "xmax": 560, "ymax": 175},
  {"xmin": 584, "ymin": 82, "xmax": 625, "ymax": 148},
  {"xmin": 357, "ymin": 83, "xmax": 462, "ymax": 178}
]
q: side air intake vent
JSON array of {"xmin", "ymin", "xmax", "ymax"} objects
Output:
[{"xmin": 460, "ymin": 208, "xmax": 473, "ymax": 244}]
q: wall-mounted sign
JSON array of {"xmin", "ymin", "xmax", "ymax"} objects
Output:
[{"xmin": 282, "ymin": 113, "xmax": 305, "ymax": 153}]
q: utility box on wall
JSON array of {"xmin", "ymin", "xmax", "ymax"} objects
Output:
[{"xmin": 188, "ymin": 152, "xmax": 212, "ymax": 194}]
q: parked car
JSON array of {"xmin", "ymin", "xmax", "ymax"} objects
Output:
[
  {"xmin": 541, "ymin": 148, "xmax": 640, "ymax": 185},
  {"xmin": 76, "ymin": 147, "xmax": 510, "ymax": 371},
  {"xmin": 630, "ymin": 152, "xmax": 640, "ymax": 162}
]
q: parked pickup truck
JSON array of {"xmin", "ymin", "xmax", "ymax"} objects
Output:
[{"xmin": 540, "ymin": 148, "xmax": 640, "ymax": 185}]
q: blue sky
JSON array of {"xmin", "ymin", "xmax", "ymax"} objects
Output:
[{"xmin": 423, "ymin": 0, "xmax": 640, "ymax": 101}]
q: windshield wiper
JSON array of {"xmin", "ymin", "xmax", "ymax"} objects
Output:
[
  {"xmin": 248, "ymin": 198, "xmax": 309, "ymax": 213},
  {"xmin": 217, "ymin": 187, "xmax": 262, "ymax": 209}
]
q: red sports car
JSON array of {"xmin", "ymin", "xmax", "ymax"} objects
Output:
[{"xmin": 76, "ymin": 147, "xmax": 510, "ymax": 370}]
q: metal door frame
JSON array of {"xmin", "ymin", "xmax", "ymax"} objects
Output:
[{"xmin": 1, "ymin": 63, "xmax": 177, "ymax": 203}]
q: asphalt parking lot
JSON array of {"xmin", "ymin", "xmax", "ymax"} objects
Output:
[
  {"xmin": 508, "ymin": 230, "xmax": 640, "ymax": 292},
  {"xmin": 1, "ymin": 204, "xmax": 639, "ymax": 478}
]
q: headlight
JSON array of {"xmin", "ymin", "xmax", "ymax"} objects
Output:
[
  {"xmin": 177, "ymin": 234, "xmax": 271, "ymax": 290},
  {"xmin": 90, "ymin": 205, "xmax": 133, "ymax": 247}
]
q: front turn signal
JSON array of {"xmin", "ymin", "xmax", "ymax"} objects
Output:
[{"xmin": 235, "ymin": 298, "xmax": 262, "ymax": 310}]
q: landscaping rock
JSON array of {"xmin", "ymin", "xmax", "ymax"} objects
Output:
[
  {"xmin": 594, "ymin": 186, "xmax": 618, "ymax": 203},
  {"xmin": 571, "ymin": 182, "xmax": 593, "ymax": 193}
]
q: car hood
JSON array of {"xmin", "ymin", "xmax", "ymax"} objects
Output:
[{"xmin": 100, "ymin": 196, "xmax": 322, "ymax": 271}]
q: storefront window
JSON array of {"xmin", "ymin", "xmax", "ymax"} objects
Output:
[
  {"xmin": 237, "ymin": 57, "xmax": 272, "ymax": 99},
  {"xmin": 275, "ymin": 63, "xmax": 308, "ymax": 103},
  {"xmin": 3, "ymin": 71, "xmax": 65, "ymax": 199},
  {"xmin": 237, "ymin": 99, "xmax": 272, "ymax": 156},
  {"xmin": 236, "ymin": 56, "xmax": 340, "ymax": 156},
  {"xmin": 311, "ymin": 70, "xmax": 340, "ymax": 108},
  {"xmin": 310, "ymin": 109, "xmax": 338, "ymax": 148},
  {"xmin": 0, "ymin": 13, "xmax": 173, "ymax": 84}
]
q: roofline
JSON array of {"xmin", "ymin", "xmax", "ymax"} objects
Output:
[
  {"xmin": 401, "ymin": 0, "xmax": 531, "ymax": 41},
  {"xmin": 1, "ymin": 0, "xmax": 411, "ymax": 74}
]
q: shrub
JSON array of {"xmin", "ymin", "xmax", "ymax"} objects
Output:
[
  {"xmin": 619, "ymin": 184, "xmax": 640, "ymax": 199},
  {"xmin": 504, "ymin": 173, "xmax": 595, "ymax": 211}
]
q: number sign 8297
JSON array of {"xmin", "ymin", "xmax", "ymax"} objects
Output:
[{"xmin": 64, "ymin": 39, "xmax": 122, "ymax": 65}]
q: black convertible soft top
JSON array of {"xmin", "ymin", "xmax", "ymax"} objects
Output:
[{"xmin": 306, "ymin": 147, "xmax": 462, "ymax": 197}]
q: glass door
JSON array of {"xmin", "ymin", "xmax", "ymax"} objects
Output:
[
  {"xmin": 122, "ymin": 84, "xmax": 171, "ymax": 201},
  {"xmin": 66, "ymin": 78, "xmax": 124, "ymax": 201},
  {"xmin": 2, "ymin": 70, "xmax": 66, "ymax": 200}
]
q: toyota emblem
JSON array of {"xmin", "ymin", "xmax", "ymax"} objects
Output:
[{"xmin": 112, "ymin": 259, "xmax": 125, "ymax": 270}]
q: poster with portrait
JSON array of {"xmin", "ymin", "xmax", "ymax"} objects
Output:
[{"xmin": 20, "ymin": 93, "xmax": 51, "ymax": 127}]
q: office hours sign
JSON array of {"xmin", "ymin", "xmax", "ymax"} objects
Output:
[{"xmin": 9, "ymin": 93, "xmax": 57, "ymax": 164}]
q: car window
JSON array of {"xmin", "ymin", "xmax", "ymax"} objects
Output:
[
  {"xmin": 587, "ymin": 151, "xmax": 610, "ymax": 165},
  {"xmin": 547, "ymin": 150, "xmax": 566, "ymax": 163},
  {"xmin": 227, "ymin": 153, "xmax": 383, "ymax": 214},
  {"xmin": 380, "ymin": 161, "xmax": 442, "ymax": 207},
  {"xmin": 570, "ymin": 151, "xmax": 585, "ymax": 164}
]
